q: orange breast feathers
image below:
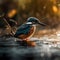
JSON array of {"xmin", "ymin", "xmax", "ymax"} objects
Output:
[{"xmin": 18, "ymin": 26, "xmax": 36, "ymax": 39}]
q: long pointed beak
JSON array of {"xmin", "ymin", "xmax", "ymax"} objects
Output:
[{"xmin": 38, "ymin": 22, "xmax": 46, "ymax": 26}]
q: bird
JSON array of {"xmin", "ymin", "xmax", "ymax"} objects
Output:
[{"xmin": 14, "ymin": 17, "xmax": 46, "ymax": 46}]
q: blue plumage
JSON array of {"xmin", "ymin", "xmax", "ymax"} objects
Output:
[{"xmin": 14, "ymin": 24, "xmax": 32, "ymax": 37}]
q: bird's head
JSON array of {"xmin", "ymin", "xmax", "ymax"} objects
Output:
[{"xmin": 26, "ymin": 17, "xmax": 46, "ymax": 26}]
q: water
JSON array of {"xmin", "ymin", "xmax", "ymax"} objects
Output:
[{"xmin": 0, "ymin": 37, "xmax": 60, "ymax": 60}]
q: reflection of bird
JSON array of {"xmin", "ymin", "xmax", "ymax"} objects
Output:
[
  {"xmin": 14, "ymin": 17, "xmax": 46, "ymax": 40},
  {"xmin": 15, "ymin": 17, "xmax": 45, "ymax": 39}
]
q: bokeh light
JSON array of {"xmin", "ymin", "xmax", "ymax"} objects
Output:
[
  {"xmin": 52, "ymin": 5, "xmax": 58, "ymax": 13},
  {"xmin": 8, "ymin": 9, "xmax": 17, "ymax": 18}
]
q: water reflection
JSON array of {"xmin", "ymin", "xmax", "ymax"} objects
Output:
[{"xmin": 0, "ymin": 37, "xmax": 60, "ymax": 60}]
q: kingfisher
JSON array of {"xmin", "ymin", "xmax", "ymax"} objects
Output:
[{"xmin": 14, "ymin": 17, "xmax": 46, "ymax": 46}]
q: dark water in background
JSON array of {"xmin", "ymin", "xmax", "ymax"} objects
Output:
[{"xmin": 0, "ymin": 37, "xmax": 60, "ymax": 60}]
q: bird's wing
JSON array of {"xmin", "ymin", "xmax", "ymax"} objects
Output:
[{"xmin": 15, "ymin": 24, "xmax": 32, "ymax": 37}]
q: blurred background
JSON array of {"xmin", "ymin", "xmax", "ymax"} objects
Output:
[
  {"xmin": 0, "ymin": 0, "xmax": 60, "ymax": 37},
  {"xmin": 0, "ymin": 1, "xmax": 60, "ymax": 60}
]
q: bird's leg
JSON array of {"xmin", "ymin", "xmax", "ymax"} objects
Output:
[
  {"xmin": 24, "ymin": 38, "xmax": 36, "ymax": 47},
  {"xmin": 24, "ymin": 38, "xmax": 30, "ymax": 41}
]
